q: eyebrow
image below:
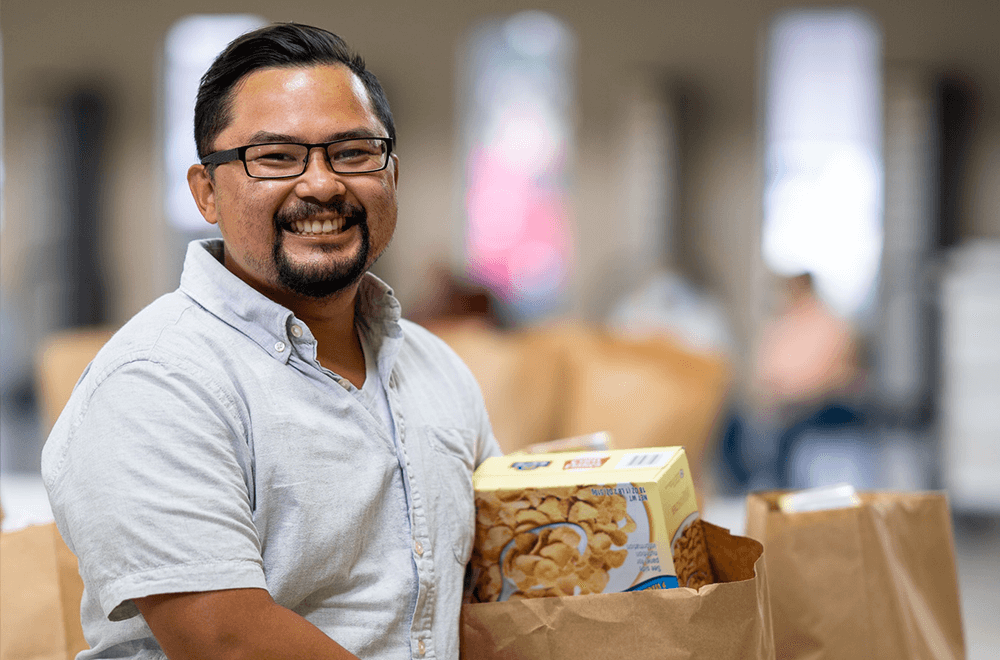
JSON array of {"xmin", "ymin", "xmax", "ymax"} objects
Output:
[{"xmin": 245, "ymin": 128, "xmax": 384, "ymax": 144}]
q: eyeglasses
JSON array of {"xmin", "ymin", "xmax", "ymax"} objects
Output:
[{"xmin": 201, "ymin": 136, "xmax": 394, "ymax": 179}]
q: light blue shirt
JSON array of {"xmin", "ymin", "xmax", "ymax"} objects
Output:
[{"xmin": 42, "ymin": 239, "xmax": 501, "ymax": 660}]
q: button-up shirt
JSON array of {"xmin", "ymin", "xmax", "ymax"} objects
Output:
[{"xmin": 42, "ymin": 239, "xmax": 501, "ymax": 659}]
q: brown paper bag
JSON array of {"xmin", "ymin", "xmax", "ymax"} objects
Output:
[
  {"xmin": 461, "ymin": 522, "xmax": 774, "ymax": 659},
  {"xmin": 0, "ymin": 523, "xmax": 88, "ymax": 660},
  {"xmin": 552, "ymin": 327, "xmax": 731, "ymax": 490},
  {"xmin": 433, "ymin": 324, "xmax": 568, "ymax": 453},
  {"xmin": 745, "ymin": 491, "xmax": 965, "ymax": 660},
  {"xmin": 436, "ymin": 322, "xmax": 732, "ymax": 485}
]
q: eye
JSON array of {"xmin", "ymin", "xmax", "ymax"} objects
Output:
[
  {"xmin": 333, "ymin": 149, "xmax": 363, "ymax": 160},
  {"xmin": 332, "ymin": 148, "xmax": 376, "ymax": 161},
  {"xmin": 330, "ymin": 140, "xmax": 383, "ymax": 161},
  {"xmin": 258, "ymin": 152, "xmax": 296, "ymax": 162},
  {"xmin": 246, "ymin": 144, "xmax": 304, "ymax": 164},
  {"xmin": 251, "ymin": 150, "xmax": 297, "ymax": 162}
]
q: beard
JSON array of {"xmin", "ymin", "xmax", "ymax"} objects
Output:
[{"xmin": 272, "ymin": 199, "xmax": 371, "ymax": 298}]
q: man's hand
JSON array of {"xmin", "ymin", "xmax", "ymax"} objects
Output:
[{"xmin": 135, "ymin": 588, "xmax": 360, "ymax": 660}]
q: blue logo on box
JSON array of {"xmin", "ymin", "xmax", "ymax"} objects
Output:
[
  {"xmin": 626, "ymin": 575, "xmax": 680, "ymax": 591},
  {"xmin": 510, "ymin": 461, "xmax": 552, "ymax": 471}
]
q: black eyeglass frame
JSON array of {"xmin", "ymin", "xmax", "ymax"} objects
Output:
[{"xmin": 200, "ymin": 136, "xmax": 395, "ymax": 179}]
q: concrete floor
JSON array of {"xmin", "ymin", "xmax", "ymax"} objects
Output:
[{"xmin": 952, "ymin": 514, "xmax": 1000, "ymax": 660}]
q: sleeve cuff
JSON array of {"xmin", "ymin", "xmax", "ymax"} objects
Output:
[{"xmin": 103, "ymin": 559, "xmax": 267, "ymax": 621}]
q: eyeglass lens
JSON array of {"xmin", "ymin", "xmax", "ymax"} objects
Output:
[{"xmin": 244, "ymin": 139, "xmax": 389, "ymax": 177}]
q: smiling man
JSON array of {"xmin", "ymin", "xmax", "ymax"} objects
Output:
[{"xmin": 42, "ymin": 23, "xmax": 501, "ymax": 660}]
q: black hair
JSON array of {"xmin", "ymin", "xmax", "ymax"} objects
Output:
[{"xmin": 194, "ymin": 22, "xmax": 395, "ymax": 160}]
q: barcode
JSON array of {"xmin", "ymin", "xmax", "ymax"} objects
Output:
[{"xmin": 615, "ymin": 452, "xmax": 672, "ymax": 469}]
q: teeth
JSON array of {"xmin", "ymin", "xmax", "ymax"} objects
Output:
[{"xmin": 288, "ymin": 218, "xmax": 346, "ymax": 235}]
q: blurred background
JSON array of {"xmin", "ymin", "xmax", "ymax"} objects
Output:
[{"xmin": 1, "ymin": 0, "xmax": 997, "ymax": 656}]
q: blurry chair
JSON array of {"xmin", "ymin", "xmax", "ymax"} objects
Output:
[
  {"xmin": 777, "ymin": 403, "xmax": 877, "ymax": 489},
  {"xmin": 35, "ymin": 326, "xmax": 116, "ymax": 431}
]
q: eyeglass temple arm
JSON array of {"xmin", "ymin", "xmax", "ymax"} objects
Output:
[{"xmin": 200, "ymin": 147, "xmax": 240, "ymax": 166}]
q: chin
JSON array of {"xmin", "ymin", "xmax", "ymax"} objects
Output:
[{"xmin": 274, "ymin": 253, "xmax": 369, "ymax": 298}]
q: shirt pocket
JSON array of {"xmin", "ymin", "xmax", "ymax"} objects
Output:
[{"xmin": 421, "ymin": 426, "xmax": 477, "ymax": 565}]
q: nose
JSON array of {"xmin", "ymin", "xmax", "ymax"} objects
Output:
[{"xmin": 294, "ymin": 146, "xmax": 347, "ymax": 202}]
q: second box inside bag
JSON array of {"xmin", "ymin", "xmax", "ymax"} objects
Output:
[{"xmin": 470, "ymin": 447, "xmax": 713, "ymax": 602}]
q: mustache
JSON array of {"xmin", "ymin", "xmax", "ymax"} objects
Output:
[{"xmin": 274, "ymin": 199, "xmax": 366, "ymax": 226}]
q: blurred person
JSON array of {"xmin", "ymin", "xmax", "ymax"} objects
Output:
[
  {"xmin": 42, "ymin": 23, "xmax": 500, "ymax": 660},
  {"xmin": 754, "ymin": 272, "xmax": 863, "ymax": 416},
  {"xmin": 721, "ymin": 272, "xmax": 866, "ymax": 490}
]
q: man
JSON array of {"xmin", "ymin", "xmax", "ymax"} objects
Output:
[{"xmin": 42, "ymin": 23, "xmax": 501, "ymax": 659}]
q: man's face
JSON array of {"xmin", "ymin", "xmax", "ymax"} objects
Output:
[{"xmin": 190, "ymin": 64, "xmax": 398, "ymax": 301}]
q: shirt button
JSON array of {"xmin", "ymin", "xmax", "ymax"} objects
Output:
[
  {"xmin": 337, "ymin": 377, "xmax": 351, "ymax": 389},
  {"xmin": 414, "ymin": 540, "xmax": 424, "ymax": 556},
  {"xmin": 290, "ymin": 325, "xmax": 303, "ymax": 338},
  {"xmin": 274, "ymin": 341, "xmax": 286, "ymax": 353},
  {"xmin": 417, "ymin": 639, "xmax": 426, "ymax": 656}
]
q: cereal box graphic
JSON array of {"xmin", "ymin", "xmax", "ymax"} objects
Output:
[{"xmin": 470, "ymin": 447, "xmax": 713, "ymax": 602}]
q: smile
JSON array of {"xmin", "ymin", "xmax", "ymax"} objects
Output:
[{"xmin": 286, "ymin": 217, "xmax": 347, "ymax": 235}]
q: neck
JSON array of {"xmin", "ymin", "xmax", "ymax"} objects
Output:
[
  {"xmin": 277, "ymin": 281, "xmax": 368, "ymax": 388},
  {"xmin": 218, "ymin": 247, "xmax": 371, "ymax": 386}
]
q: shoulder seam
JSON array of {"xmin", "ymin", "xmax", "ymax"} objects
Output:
[{"xmin": 45, "ymin": 349, "xmax": 249, "ymax": 489}]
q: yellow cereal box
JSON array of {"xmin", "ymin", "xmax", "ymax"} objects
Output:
[{"xmin": 470, "ymin": 447, "xmax": 712, "ymax": 602}]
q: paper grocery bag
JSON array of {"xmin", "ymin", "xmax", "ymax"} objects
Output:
[
  {"xmin": 745, "ymin": 491, "xmax": 965, "ymax": 660},
  {"xmin": 461, "ymin": 522, "xmax": 774, "ymax": 660},
  {"xmin": 0, "ymin": 523, "xmax": 88, "ymax": 660}
]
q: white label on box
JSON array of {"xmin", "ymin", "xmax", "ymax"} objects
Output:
[{"xmin": 615, "ymin": 452, "xmax": 673, "ymax": 470}]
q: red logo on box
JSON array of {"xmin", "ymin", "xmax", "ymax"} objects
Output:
[{"xmin": 563, "ymin": 456, "xmax": 610, "ymax": 470}]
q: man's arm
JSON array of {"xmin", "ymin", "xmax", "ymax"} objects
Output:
[
  {"xmin": 44, "ymin": 362, "xmax": 354, "ymax": 651},
  {"xmin": 135, "ymin": 588, "xmax": 360, "ymax": 660}
]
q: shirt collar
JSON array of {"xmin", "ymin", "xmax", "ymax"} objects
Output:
[
  {"xmin": 355, "ymin": 263, "xmax": 404, "ymax": 385},
  {"xmin": 179, "ymin": 239, "xmax": 403, "ymax": 375}
]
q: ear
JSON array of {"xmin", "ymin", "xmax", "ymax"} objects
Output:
[
  {"xmin": 187, "ymin": 164, "xmax": 219, "ymax": 225},
  {"xmin": 390, "ymin": 153, "xmax": 399, "ymax": 187}
]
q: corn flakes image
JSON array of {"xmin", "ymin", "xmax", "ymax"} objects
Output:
[{"xmin": 472, "ymin": 485, "xmax": 650, "ymax": 601}]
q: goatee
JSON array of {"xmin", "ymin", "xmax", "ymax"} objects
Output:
[{"xmin": 272, "ymin": 200, "xmax": 370, "ymax": 298}]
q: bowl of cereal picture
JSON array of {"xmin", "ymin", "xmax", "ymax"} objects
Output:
[{"xmin": 481, "ymin": 484, "xmax": 654, "ymax": 601}]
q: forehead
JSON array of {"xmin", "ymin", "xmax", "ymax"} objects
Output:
[{"xmin": 222, "ymin": 64, "xmax": 381, "ymax": 141}]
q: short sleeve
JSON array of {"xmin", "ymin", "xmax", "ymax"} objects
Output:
[
  {"xmin": 45, "ymin": 359, "xmax": 266, "ymax": 621},
  {"xmin": 474, "ymin": 396, "xmax": 503, "ymax": 467},
  {"xmin": 458, "ymin": 351, "xmax": 502, "ymax": 467}
]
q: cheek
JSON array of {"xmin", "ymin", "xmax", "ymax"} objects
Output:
[
  {"xmin": 375, "ymin": 178, "xmax": 398, "ymax": 223},
  {"xmin": 219, "ymin": 183, "xmax": 282, "ymax": 235},
  {"xmin": 369, "ymin": 191, "xmax": 397, "ymax": 240}
]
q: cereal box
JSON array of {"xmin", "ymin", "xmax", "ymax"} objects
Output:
[{"xmin": 470, "ymin": 447, "xmax": 712, "ymax": 602}]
